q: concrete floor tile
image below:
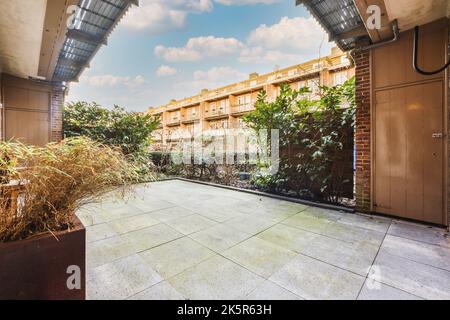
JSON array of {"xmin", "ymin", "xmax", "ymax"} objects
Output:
[
  {"xmin": 269, "ymin": 254, "xmax": 365, "ymax": 300},
  {"xmin": 338, "ymin": 213, "xmax": 391, "ymax": 234},
  {"xmin": 302, "ymin": 206, "xmax": 345, "ymax": 221},
  {"xmin": 87, "ymin": 254, "xmax": 162, "ymax": 300},
  {"xmin": 165, "ymin": 214, "xmax": 217, "ymax": 235},
  {"xmin": 184, "ymin": 202, "xmax": 243, "ymax": 222},
  {"xmin": 358, "ymin": 280, "xmax": 422, "ymax": 300},
  {"xmin": 108, "ymin": 214, "xmax": 159, "ymax": 234},
  {"xmin": 139, "ymin": 237, "xmax": 215, "ymax": 278},
  {"xmin": 86, "ymin": 223, "xmax": 117, "ymax": 243},
  {"xmin": 128, "ymin": 281, "xmax": 185, "ymax": 300},
  {"xmin": 245, "ymin": 280, "xmax": 303, "ymax": 300},
  {"xmin": 94, "ymin": 203, "xmax": 144, "ymax": 223},
  {"xmin": 321, "ymin": 222, "xmax": 386, "ymax": 247},
  {"xmin": 388, "ymin": 221, "xmax": 450, "ymax": 248},
  {"xmin": 225, "ymin": 215, "xmax": 277, "ymax": 235},
  {"xmin": 76, "ymin": 211, "xmax": 95, "ymax": 227},
  {"xmin": 86, "ymin": 236, "xmax": 136, "ymax": 269},
  {"xmin": 223, "ymin": 237, "xmax": 297, "ymax": 278},
  {"xmin": 84, "ymin": 180, "xmax": 450, "ymax": 300},
  {"xmin": 189, "ymin": 224, "xmax": 252, "ymax": 253},
  {"xmin": 370, "ymin": 251, "xmax": 450, "ymax": 300},
  {"xmin": 380, "ymin": 235, "xmax": 450, "ymax": 272},
  {"xmin": 147, "ymin": 206, "xmax": 194, "ymax": 223},
  {"xmin": 131, "ymin": 197, "xmax": 175, "ymax": 213},
  {"xmin": 257, "ymin": 224, "xmax": 317, "ymax": 251},
  {"xmin": 281, "ymin": 211, "xmax": 335, "ymax": 234},
  {"xmin": 259, "ymin": 224, "xmax": 379, "ymax": 276},
  {"xmin": 120, "ymin": 224, "xmax": 184, "ymax": 252},
  {"xmin": 168, "ymin": 256, "xmax": 264, "ymax": 300}
]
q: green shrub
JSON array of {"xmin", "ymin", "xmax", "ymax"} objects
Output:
[
  {"xmin": 244, "ymin": 78, "xmax": 355, "ymax": 203},
  {"xmin": 64, "ymin": 102, "xmax": 160, "ymax": 156}
]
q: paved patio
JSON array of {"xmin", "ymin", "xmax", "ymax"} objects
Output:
[{"xmin": 76, "ymin": 180, "xmax": 450, "ymax": 300}]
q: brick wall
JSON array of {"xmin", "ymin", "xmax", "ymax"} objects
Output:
[
  {"xmin": 353, "ymin": 49, "xmax": 371, "ymax": 212},
  {"xmin": 50, "ymin": 84, "xmax": 65, "ymax": 142}
]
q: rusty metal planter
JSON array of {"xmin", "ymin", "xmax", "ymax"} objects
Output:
[{"xmin": 0, "ymin": 217, "xmax": 86, "ymax": 300}]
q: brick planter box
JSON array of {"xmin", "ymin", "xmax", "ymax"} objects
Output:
[{"xmin": 0, "ymin": 217, "xmax": 86, "ymax": 300}]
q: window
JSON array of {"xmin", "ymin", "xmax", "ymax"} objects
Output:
[
  {"xmin": 313, "ymin": 62, "xmax": 324, "ymax": 70},
  {"xmin": 334, "ymin": 72, "xmax": 348, "ymax": 85},
  {"xmin": 308, "ymin": 80, "xmax": 319, "ymax": 94},
  {"xmin": 210, "ymin": 119, "xmax": 228, "ymax": 130},
  {"xmin": 341, "ymin": 56, "xmax": 350, "ymax": 65},
  {"xmin": 170, "ymin": 111, "xmax": 180, "ymax": 121},
  {"xmin": 237, "ymin": 118, "xmax": 247, "ymax": 129}
]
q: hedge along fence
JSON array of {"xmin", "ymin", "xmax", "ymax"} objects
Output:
[
  {"xmin": 245, "ymin": 79, "xmax": 356, "ymax": 204},
  {"xmin": 277, "ymin": 110, "xmax": 354, "ymax": 202}
]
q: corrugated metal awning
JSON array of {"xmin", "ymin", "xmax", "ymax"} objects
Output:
[
  {"xmin": 52, "ymin": 0, "xmax": 137, "ymax": 82},
  {"xmin": 297, "ymin": 0, "xmax": 366, "ymax": 51}
]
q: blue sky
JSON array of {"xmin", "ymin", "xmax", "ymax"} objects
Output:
[{"xmin": 67, "ymin": 0, "xmax": 333, "ymax": 112}]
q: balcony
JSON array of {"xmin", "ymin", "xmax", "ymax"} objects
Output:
[
  {"xmin": 152, "ymin": 132, "xmax": 163, "ymax": 141},
  {"xmin": 231, "ymin": 104, "xmax": 254, "ymax": 115},
  {"xmin": 204, "ymin": 107, "xmax": 229, "ymax": 119},
  {"xmin": 181, "ymin": 113, "xmax": 200, "ymax": 124},
  {"xmin": 166, "ymin": 117, "xmax": 181, "ymax": 126}
]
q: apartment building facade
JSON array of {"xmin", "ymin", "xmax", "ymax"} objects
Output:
[{"xmin": 148, "ymin": 47, "xmax": 355, "ymax": 151}]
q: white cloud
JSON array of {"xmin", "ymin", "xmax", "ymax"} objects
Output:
[
  {"xmin": 248, "ymin": 16, "xmax": 330, "ymax": 52},
  {"xmin": 155, "ymin": 36, "xmax": 244, "ymax": 62},
  {"xmin": 239, "ymin": 46, "xmax": 302, "ymax": 64},
  {"xmin": 173, "ymin": 66, "xmax": 246, "ymax": 99},
  {"xmin": 215, "ymin": 0, "xmax": 278, "ymax": 5},
  {"xmin": 156, "ymin": 65, "xmax": 178, "ymax": 77},
  {"xmin": 121, "ymin": 0, "xmax": 213, "ymax": 34},
  {"xmin": 84, "ymin": 75, "xmax": 146, "ymax": 88},
  {"xmin": 193, "ymin": 66, "xmax": 245, "ymax": 82},
  {"xmin": 239, "ymin": 16, "xmax": 333, "ymax": 65}
]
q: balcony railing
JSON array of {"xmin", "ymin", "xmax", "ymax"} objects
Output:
[
  {"xmin": 182, "ymin": 113, "xmax": 200, "ymax": 122},
  {"xmin": 231, "ymin": 104, "xmax": 254, "ymax": 114},
  {"xmin": 166, "ymin": 116, "xmax": 180, "ymax": 126},
  {"xmin": 204, "ymin": 107, "xmax": 229, "ymax": 118}
]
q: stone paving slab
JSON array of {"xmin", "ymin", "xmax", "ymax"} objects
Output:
[
  {"xmin": 167, "ymin": 255, "xmax": 265, "ymax": 300},
  {"xmin": 78, "ymin": 180, "xmax": 450, "ymax": 300},
  {"xmin": 269, "ymin": 254, "xmax": 366, "ymax": 300},
  {"xmin": 87, "ymin": 254, "xmax": 162, "ymax": 300},
  {"xmin": 139, "ymin": 237, "xmax": 215, "ymax": 279},
  {"xmin": 357, "ymin": 280, "xmax": 422, "ymax": 300},
  {"xmin": 223, "ymin": 237, "xmax": 298, "ymax": 278},
  {"xmin": 369, "ymin": 251, "xmax": 450, "ymax": 300}
]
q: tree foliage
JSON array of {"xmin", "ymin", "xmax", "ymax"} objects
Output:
[
  {"xmin": 64, "ymin": 102, "xmax": 160, "ymax": 156},
  {"xmin": 243, "ymin": 78, "xmax": 356, "ymax": 203}
]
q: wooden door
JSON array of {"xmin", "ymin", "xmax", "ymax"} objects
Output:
[
  {"xmin": 2, "ymin": 76, "xmax": 51, "ymax": 146},
  {"xmin": 374, "ymin": 80, "xmax": 444, "ymax": 224}
]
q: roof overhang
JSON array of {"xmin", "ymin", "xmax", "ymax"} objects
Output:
[
  {"xmin": 52, "ymin": 0, "xmax": 139, "ymax": 83},
  {"xmin": 297, "ymin": 0, "xmax": 450, "ymax": 51},
  {"xmin": 38, "ymin": 0, "xmax": 80, "ymax": 80},
  {"xmin": 0, "ymin": 0, "xmax": 138, "ymax": 83},
  {"xmin": 296, "ymin": 0, "xmax": 366, "ymax": 51},
  {"xmin": 0, "ymin": 0, "xmax": 48, "ymax": 79}
]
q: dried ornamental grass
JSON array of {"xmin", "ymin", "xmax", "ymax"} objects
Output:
[{"xmin": 0, "ymin": 137, "xmax": 138, "ymax": 242}]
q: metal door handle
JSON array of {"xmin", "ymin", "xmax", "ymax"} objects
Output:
[{"xmin": 432, "ymin": 133, "xmax": 444, "ymax": 139}]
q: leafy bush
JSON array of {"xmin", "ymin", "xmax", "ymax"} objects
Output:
[
  {"xmin": 64, "ymin": 102, "xmax": 160, "ymax": 156},
  {"xmin": 244, "ymin": 78, "xmax": 355, "ymax": 203},
  {"xmin": 0, "ymin": 137, "xmax": 138, "ymax": 242}
]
